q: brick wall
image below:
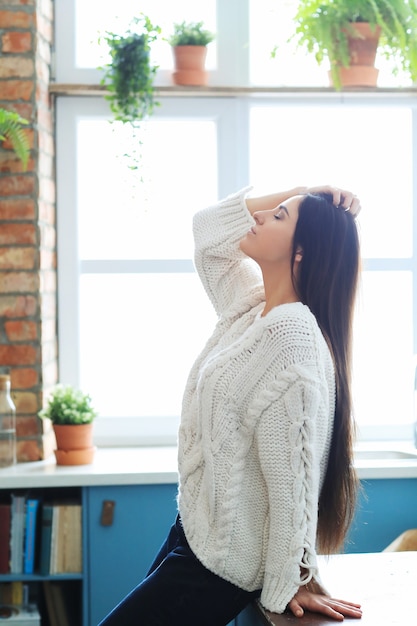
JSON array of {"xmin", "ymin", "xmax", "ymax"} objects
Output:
[{"xmin": 0, "ymin": 0, "xmax": 56, "ymax": 461}]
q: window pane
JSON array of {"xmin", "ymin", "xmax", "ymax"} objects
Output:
[
  {"xmin": 77, "ymin": 118, "xmax": 217, "ymax": 260},
  {"xmin": 249, "ymin": 105, "xmax": 412, "ymax": 258},
  {"xmin": 79, "ymin": 273, "xmax": 217, "ymax": 418},
  {"xmin": 249, "ymin": 0, "xmax": 412, "ymax": 87},
  {"xmin": 76, "ymin": 0, "xmax": 216, "ymax": 71},
  {"xmin": 352, "ymin": 271, "xmax": 414, "ymax": 429}
]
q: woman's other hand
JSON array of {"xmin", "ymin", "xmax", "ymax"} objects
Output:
[
  {"xmin": 306, "ymin": 185, "xmax": 361, "ymax": 217},
  {"xmin": 285, "ymin": 587, "xmax": 362, "ymax": 620}
]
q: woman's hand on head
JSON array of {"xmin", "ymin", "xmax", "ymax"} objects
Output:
[
  {"xmin": 285, "ymin": 587, "xmax": 362, "ymax": 621},
  {"xmin": 305, "ymin": 185, "xmax": 361, "ymax": 217}
]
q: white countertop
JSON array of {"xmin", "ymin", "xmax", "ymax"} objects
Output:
[
  {"xmin": 1, "ymin": 443, "xmax": 417, "ymax": 489},
  {"xmin": 0, "ymin": 446, "xmax": 178, "ymax": 489}
]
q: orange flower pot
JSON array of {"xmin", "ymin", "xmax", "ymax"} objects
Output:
[
  {"xmin": 329, "ymin": 23, "xmax": 381, "ymax": 88},
  {"xmin": 172, "ymin": 46, "xmax": 208, "ymax": 86},
  {"xmin": 53, "ymin": 423, "xmax": 95, "ymax": 465}
]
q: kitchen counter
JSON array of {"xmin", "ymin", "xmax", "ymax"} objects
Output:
[{"xmin": 1, "ymin": 442, "xmax": 417, "ymax": 489}]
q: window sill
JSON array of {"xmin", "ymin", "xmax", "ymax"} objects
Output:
[
  {"xmin": 1, "ymin": 443, "xmax": 417, "ymax": 490},
  {"xmin": 49, "ymin": 83, "xmax": 417, "ymax": 100}
]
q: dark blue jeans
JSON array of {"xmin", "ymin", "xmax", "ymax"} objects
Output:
[{"xmin": 98, "ymin": 515, "xmax": 260, "ymax": 626}]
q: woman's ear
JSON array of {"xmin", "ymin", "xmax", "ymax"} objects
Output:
[{"xmin": 294, "ymin": 247, "xmax": 303, "ymax": 263}]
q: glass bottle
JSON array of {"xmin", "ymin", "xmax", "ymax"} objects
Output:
[{"xmin": 0, "ymin": 374, "xmax": 16, "ymax": 467}]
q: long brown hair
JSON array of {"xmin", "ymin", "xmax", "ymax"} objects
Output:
[{"xmin": 291, "ymin": 192, "xmax": 361, "ymax": 554}]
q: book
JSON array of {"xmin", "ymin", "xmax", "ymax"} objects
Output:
[
  {"xmin": 63, "ymin": 504, "xmax": 82, "ymax": 573},
  {"xmin": 10, "ymin": 495, "xmax": 26, "ymax": 574},
  {"xmin": 23, "ymin": 499, "xmax": 39, "ymax": 574},
  {"xmin": 39, "ymin": 504, "xmax": 53, "ymax": 576},
  {"xmin": 48, "ymin": 505, "xmax": 60, "ymax": 575},
  {"xmin": 42, "ymin": 582, "xmax": 59, "ymax": 626},
  {"xmin": 0, "ymin": 503, "xmax": 11, "ymax": 573},
  {"xmin": 50, "ymin": 503, "xmax": 82, "ymax": 574},
  {"xmin": 42, "ymin": 581, "xmax": 78, "ymax": 626}
]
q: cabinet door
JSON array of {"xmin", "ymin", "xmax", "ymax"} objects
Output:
[{"xmin": 86, "ymin": 483, "xmax": 177, "ymax": 625}]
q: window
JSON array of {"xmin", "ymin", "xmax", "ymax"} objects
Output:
[{"xmin": 55, "ymin": 1, "xmax": 417, "ymax": 445}]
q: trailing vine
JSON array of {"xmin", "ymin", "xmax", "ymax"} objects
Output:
[{"xmin": 99, "ymin": 15, "xmax": 161, "ymax": 126}]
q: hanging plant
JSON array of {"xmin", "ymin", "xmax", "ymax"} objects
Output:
[
  {"xmin": 99, "ymin": 15, "xmax": 161, "ymax": 126},
  {"xmin": 0, "ymin": 108, "xmax": 30, "ymax": 169}
]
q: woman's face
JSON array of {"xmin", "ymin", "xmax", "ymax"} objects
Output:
[{"xmin": 240, "ymin": 195, "xmax": 302, "ymax": 268}]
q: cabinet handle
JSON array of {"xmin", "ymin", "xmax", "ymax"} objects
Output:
[{"xmin": 100, "ymin": 500, "xmax": 116, "ymax": 526}]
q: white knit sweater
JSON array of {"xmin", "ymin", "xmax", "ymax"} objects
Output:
[{"xmin": 177, "ymin": 188, "xmax": 335, "ymax": 613}]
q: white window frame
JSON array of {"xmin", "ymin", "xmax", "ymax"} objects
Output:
[{"xmin": 55, "ymin": 0, "xmax": 417, "ymax": 446}]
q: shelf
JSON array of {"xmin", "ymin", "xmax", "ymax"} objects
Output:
[{"xmin": 49, "ymin": 83, "xmax": 417, "ymax": 100}]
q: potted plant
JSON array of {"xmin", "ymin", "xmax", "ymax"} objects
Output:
[
  {"xmin": 168, "ymin": 21, "xmax": 215, "ymax": 86},
  {"xmin": 39, "ymin": 385, "xmax": 98, "ymax": 466},
  {"xmin": 290, "ymin": 0, "xmax": 417, "ymax": 90},
  {"xmin": 0, "ymin": 107, "xmax": 30, "ymax": 169},
  {"xmin": 99, "ymin": 15, "xmax": 161, "ymax": 126}
]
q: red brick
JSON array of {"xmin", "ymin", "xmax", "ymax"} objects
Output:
[
  {"xmin": 0, "ymin": 248, "xmax": 37, "ymax": 270},
  {"xmin": 0, "ymin": 174, "xmax": 35, "ymax": 196},
  {"xmin": 0, "ymin": 11, "xmax": 34, "ymax": 29},
  {"xmin": 0, "ymin": 294, "xmax": 37, "ymax": 316},
  {"xmin": 0, "ymin": 344, "xmax": 37, "ymax": 366},
  {"xmin": 7, "ymin": 102, "xmax": 33, "ymax": 121},
  {"xmin": 0, "ymin": 223, "xmax": 36, "ymax": 245},
  {"xmin": 0, "ymin": 80, "xmax": 33, "ymax": 100},
  {"xmin": 1, "ymin": 32, "xmax": 32, "ymax": 53},
  {"xmin": 16, "ymin": 415, "xmax": 41, "ymax": 437},
  {"xmin": 0, "ymin": 57, "xmax": 34, "ymax": 78},
  {"xmin": 0, "ymin": 152, "xmax": 33, "ymax": 174},
  {"xmin": 11, "ymin": 367, "xmax": 38, "ymax": 389},
  {"xmin": 5, "ymin": 320, "xmax": 38, "ymax": 341},
  {"xmin": 13, "ymin": 390, "xmax": 38, "ymax": 413},
  {"xmin": 0, "ymin": 198, "xmax": 35, "ymax": 220},
  {"xmin": 0, "ymin": 271, "xmax": 39, "ymax": 293}
]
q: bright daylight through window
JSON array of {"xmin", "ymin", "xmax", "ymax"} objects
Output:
[{"xmin": 55, "ymin": 0, "xmax": 417, "ymax": 445}]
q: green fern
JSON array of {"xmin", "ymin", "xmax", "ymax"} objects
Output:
[
  {"xmin": 0, "ymin": 108, "xmax": 30, "ymax": 169},
  {"xmin": 289, "ymin": 0, "xmax": 417, "ymax": 90}
]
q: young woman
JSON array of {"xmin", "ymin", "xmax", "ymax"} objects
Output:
[{"xmin": 99, "ymin": 184, "xmax": 363, "ymax": 625}]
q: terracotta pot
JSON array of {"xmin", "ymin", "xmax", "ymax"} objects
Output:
[
  {"xmin": 54, "ymin": 446, "xmax": 96, "ymax": 466},
  {"xmin": 172, "ymin": 46, "xmax": 208, "ymax": 86},
  {"xmin": 329, "ymin": 23, "xmax": 381, "ymax": 88},
  {"xmin": 53, "ymin": 423, "xmax": 96, "ymax": 465}
]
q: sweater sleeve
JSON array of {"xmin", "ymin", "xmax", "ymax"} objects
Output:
[
  {"xmin": 254, "ymin": 366, "xmax": 328, "ymax": 613},
  {"xmin": 192, "ymin": 188, "xmax": 264, "ymax": 317}
]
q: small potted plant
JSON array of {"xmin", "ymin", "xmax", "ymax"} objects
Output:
[
  {"xmin": 39, "ymin": 385, "xmax": 98, "ymax": 466},
  {"xmin": 168, "ymin": 21, "xmax": 215, "ymax": 86},
  {"xmin": 0, "ymin": 107, "xmax": 30, "ymax": 169},
  {"xmin": 99, "ymin": 15, "xmax": 161, "ymax": 125},
  {"xmin": 290, "ymin": 0, "xmax": 417, "ymax": 90}
]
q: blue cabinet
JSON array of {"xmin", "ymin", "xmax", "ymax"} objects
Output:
[{"xmin": 86, "ymin": 483, "xmax": 178, "ymax": 625}]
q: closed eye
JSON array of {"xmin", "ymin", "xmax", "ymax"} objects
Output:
[{"xmin": 274, "ymin": 204, "xmax": 289, "ymax": 220}]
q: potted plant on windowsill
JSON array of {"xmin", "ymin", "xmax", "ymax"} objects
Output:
[
  {"xmin": 168, "ymin": 21, "xmax": 215, "ymax": 86},
  {"xmin": 0, "ymin": 108, "xmax": 30, "ymax": 170},
  {"xmin": 290, "ymin": 0, "xmax": 417, "ymax": 90},
  {"xmin": 39, "ymin": 385, "xmax": 98, "ymax": 466}
]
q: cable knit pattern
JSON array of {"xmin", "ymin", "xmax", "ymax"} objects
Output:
[{"xmin": 177, "ymin": 189, "xmax": 335, "ymax": 613}]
